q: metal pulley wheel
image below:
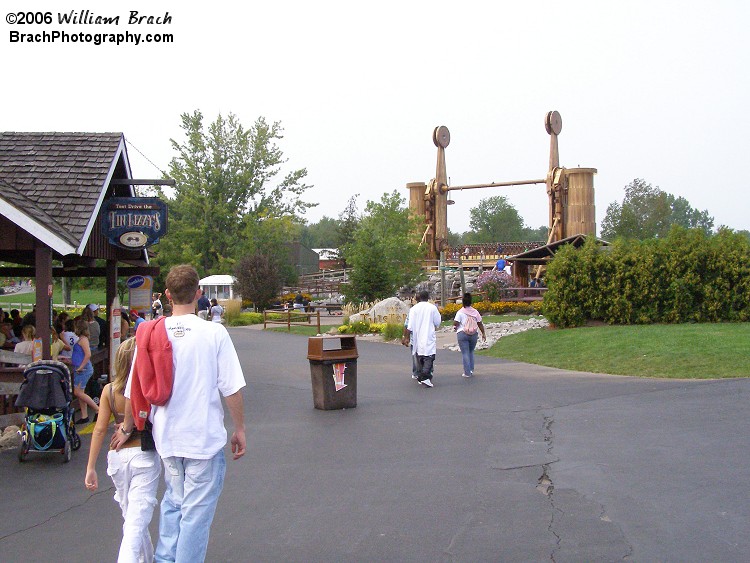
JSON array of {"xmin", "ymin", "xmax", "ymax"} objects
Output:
[
  {"xmin": 433, "ymin": 126, "xmax": 450, "ymax": 148},
  {"xmin": 545, "ymin": 111, "xmax": 562, "ymax": 135}
]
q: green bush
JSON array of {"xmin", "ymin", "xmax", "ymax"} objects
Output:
[
  {"xmin": 337, "ymin": 321, "xmax": 373, "ymax": 334},
  {"xmin": 227, "ymin": 312, "xmax": 264, "ymax": 326},
  {"xmin": 543, "ymin": 227, "xmax": 750, "ymax": 327},
  {"xmin": 382, "ymin": 323, "xmax": 404, "ymax": 340}
]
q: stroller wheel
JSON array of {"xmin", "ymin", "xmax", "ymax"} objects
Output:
[
  {"xmin": 63, "ymin": 440, "xmax": 72, "ymax": 463},
  {"xmin": 17, "ymin": 432, "xmax": 29, "ymax": 462},
  {"xmin": 72, "ymin": 432, "xmax": 81, "ymax": 451}
]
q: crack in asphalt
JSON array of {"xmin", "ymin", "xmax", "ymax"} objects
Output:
[
  {"xmin": 536, "ymin": 415, "xmax": 562, "ymax": 562},
  {"xmin": 510, "ymin": 380, "xmax": 724, "ymax": 415},
  {"xmin": 0, "ymin": 485, "xmax": 115, "ymax": 542}
]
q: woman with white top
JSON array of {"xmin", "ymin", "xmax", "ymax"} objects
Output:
[
  {"xmin": 453, "ymin": 293, "xmax": 486, "ymax": 378},
  {"xmin": 210, "ymin": 298, "xmax": 224, "ymax": 323}
]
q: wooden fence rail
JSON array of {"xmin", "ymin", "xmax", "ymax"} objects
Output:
[{"xmin": 263, "ymin": 309, "xmax": 321, "ymax": 333}]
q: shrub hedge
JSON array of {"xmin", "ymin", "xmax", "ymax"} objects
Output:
[
  {"xmin": 438, "ymin": 300, "xmax": 543, "ymax": 321},
  {"xmin": 543, "ymin": 227, "xmax": 750, "ymax": 328}
]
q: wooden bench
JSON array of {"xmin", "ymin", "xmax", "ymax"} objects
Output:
[{"xmin": 0, "ymin": 367, "xmax": 25, "ymax": 415}]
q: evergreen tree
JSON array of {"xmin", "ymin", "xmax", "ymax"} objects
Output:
[{"xmin": 342, "ymin": 191, "xmax": 423, "ymax": 303}]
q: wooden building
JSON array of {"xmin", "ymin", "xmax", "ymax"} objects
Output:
[{"xmin": 0, "ymin": 132, "xmax": 160, "ymax": 366}]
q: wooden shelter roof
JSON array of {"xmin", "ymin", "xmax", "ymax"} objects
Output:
[
  {"xmin": 507, "ymin": 234, "xmax": 610, "ymax": 265},
  {"xmin": 0, "ymin": 132, "xmax": 148, "ymax": 266}
]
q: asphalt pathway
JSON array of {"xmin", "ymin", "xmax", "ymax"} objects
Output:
[{"xmin": 1, "ymin": 326, "xmax": 748, "ymax": 562}]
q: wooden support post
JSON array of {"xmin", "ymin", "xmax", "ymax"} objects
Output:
[
  {"xmin": 106, "ymin": 260, "xmax": 119, "ymax": 378},
  {"xmin": 457, "ymin": 252, "xmax": 466, "ymax": 296},
  {"xmin": 439, "ymin": 251, "xmax": 447, "ymax": 307},
  {"xmin": 34, "ymin": 243, "xmax": 53, "ymax": 360}
]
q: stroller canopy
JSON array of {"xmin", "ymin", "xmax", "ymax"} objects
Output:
[{"xmin": 15, "ymin": 361, "xmax": 72, "ymax": 410}]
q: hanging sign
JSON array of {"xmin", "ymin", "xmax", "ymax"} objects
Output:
[{"xmin": 103, "ymin": 197, "xmax": 168, "ymax": 249}]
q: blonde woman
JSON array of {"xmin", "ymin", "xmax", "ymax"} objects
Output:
[
  {"xmin": 13, "ymin": 324, "xmax": 35, "ymax": 356},
  {"xmin": 72, "ymin": 317, "xmax": 99, "ymax": 424},
  {"xmin": 85, "ymin": 338, "xmax": 161, "ymax": 563}
]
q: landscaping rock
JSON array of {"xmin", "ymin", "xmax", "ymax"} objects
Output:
[
  {"xmin": 444, "ymin": 317, "xmax": 550, "ymax": 351},
  {"xmin": 349, "ymin": 297, "xmax": 410, "ymax": 325},
  {"xmin": 0, "ymin": 425, "xmax": 21, "ymax": 450}
]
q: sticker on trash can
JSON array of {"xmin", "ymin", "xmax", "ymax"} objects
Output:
[{"xmin": 332, "ymin": 363, "xmax": 347, "ymax": 391}]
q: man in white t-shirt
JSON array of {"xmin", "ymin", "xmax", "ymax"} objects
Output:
[
  {"xmin": 402, "ymin": 290, "xmax": 442, "ymax": 387},
  {"xmin": 119, "ymin": 265, "xmax": 246, "ymax": 562}
]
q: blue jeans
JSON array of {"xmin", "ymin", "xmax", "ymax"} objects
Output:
[
  {"xmin": 155, "ymin": 452, "xmax": 226, "ymax": 563},
  {"xmin": 457, "ymin": 331, "xmax": 478, "ymax": 375},
  {"xmin": 74, "ymin": 362, "xmax": 93, "ymax": 388}
]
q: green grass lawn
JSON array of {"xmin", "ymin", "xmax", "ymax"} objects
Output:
[
  {"xmin": 0, "ymin": 288, "xmax": 107, "ymax": 309},
  {"xmin": 483, "ymin": 322, "xmax": 750, "ymax": 379}
]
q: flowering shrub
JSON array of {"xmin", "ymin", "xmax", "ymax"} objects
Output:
[
  {"xmin": 338, "ymin": 321, "xmax": 374, "ymax": 334},
  {"xmin": 439, "ymin": 303, "xmax": 461, "ymax": 320},
  {"xmin": 279, "ymin": 292, "xmax": 312, "ymax": 303},
  {"xmin": 337, "ymin": 322, "xmax": 403, "ymax": 339},
  {"xmin": 439, "ymin": 300, "xmax": 542, "ymax": 320},
  {"xmin": 475, "ymin": 271, "xmax": 513, "ymax": 302}
]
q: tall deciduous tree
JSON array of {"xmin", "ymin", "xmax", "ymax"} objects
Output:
[
  {"xmin": 299, "ymin": 216, "xmax": 340, "ymax": 249},
  {"xmin": 342, "ymin": 191, "xmax": 423, "ymax": 303},
  {"xmin": 601, "ymin": 179, "xmax": 714, "ymax": 240},
  {"xmin": 154, "ymin": 110, "xmax": 314, "ymax": 275},
  {"xmin": 241, "ymin": 214, "xmax": 300, "ymax": 285},
  {"xmin": 233, "ymin": 253, "xmax": 282, "ymax": 311},
  {"xmin": 465, "ymin": 196, "xmax": 527, "ymax": 243}
]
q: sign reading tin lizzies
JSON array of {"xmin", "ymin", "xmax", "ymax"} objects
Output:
[{"xmin": 103, "ymin": 197, "xmax": 168, "ymax": 249}]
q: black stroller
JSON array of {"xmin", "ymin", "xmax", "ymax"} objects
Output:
[{"xmin": 15, "ymin": 360, "xmax": 82, "ymax": 462}]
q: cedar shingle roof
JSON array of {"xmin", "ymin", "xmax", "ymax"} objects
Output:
[{"xmin": 0, "ymin": 132, "xmax": 124, "ymax": 253}]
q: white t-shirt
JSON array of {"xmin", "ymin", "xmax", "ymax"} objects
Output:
[
  {"xmin": 210, "ymin": 305, "xmax": 223, "ymax": 323},
  {"xmin": 406, "ymin": 301, "xmax": 442, "ymax": 357},
  {"xmin": 127, "ymin": 314, "xmax": 246, "ymax": 459},
  {"xmin": 60, "ymin": 331, "xmax": 78, "ymax": 358}
]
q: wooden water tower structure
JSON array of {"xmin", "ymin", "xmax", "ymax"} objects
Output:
[{"xmin": 407, "ymin": 111, "xmax": 597, "ymax": 260}]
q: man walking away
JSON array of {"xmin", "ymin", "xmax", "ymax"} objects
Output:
[
  {"xmin": 122, "ymin": 264, "xmax": 246, "ymax": 562},
  {"xmin": 402, "ymin": 290, "xmax": 442, "ymax": 387},
  {"xmin": 197, "ymin": 289, "xmax": 211, "ymax": 320}
]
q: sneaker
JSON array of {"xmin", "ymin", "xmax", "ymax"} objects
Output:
[
  {"xmin": 462, "ymin": 373, "xmax": 471, "ymax": 378},
  {"xmin": 412, "ymin": 374, "xmax": 418, "ymax": 380},
  {"xmin": 420, "ymin": 379, "xmax": 434, "ymax": 388}
]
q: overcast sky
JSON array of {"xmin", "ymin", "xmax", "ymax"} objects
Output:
[{"xmin": 4, "ymin": 1, "xmax": 749, "ymax": 234}]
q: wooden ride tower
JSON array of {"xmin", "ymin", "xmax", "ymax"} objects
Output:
[{"xmin": 408, "ymin": 111, "xmax": 597, "ymax": 260}]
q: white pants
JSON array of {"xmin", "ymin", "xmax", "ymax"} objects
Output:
[
  {"xmin": 197, "ymin": 310, "xmax": 208, "ymax": 320},
  {"xmin": 107, "ymin": 447, "xmax": 161, "ymax": 563}
]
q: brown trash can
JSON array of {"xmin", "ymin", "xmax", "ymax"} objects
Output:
[{"xmin": 307, "ymin": 336, "xmax": 358, "ymax": 410}]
